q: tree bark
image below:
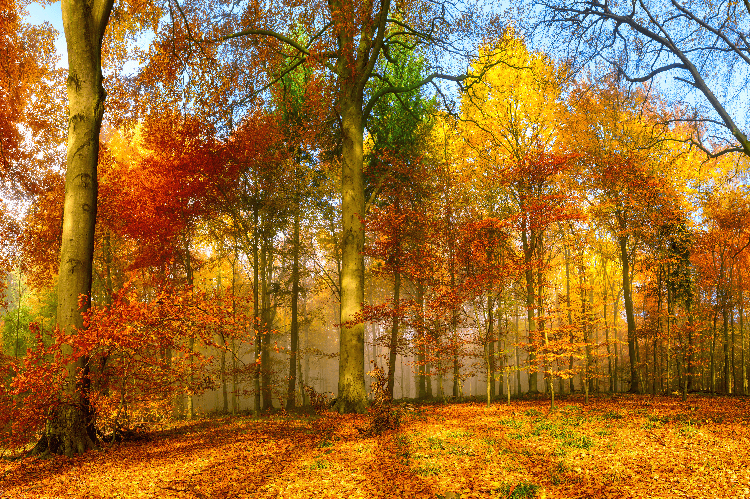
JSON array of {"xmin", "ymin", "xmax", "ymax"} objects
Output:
[
  {"xmin": 286, "ymin": 192, "xmax": 300, "ymax": 410},
  {"xmin": 521, "ymin": 225, "xmax": 538, "ymax": 393},
  {"xmin": 416, "ymin": 281, "xmax": 426, "ymax": 399},
  {"xmin": 35, "ymin": 0, "xmax": 113, "ymax": 457},
  {"xmin": 619, "ymin": 231, "xmax": 639, "ymax": 393},
  {"xmin": 564, "ymin": 244, "xmax": 575, "ymax": 393},
  {"xmin": 261, "ymin": 238, "xmax": 273, "ymax": 410},
  {"xmin": 387, "ymin": 269, "xmax": 401, "ymax": 397},
  {"xmin": 253, "ymin": 205, "xmax": 261, "ymax": 416},
  {"xmin": 334, "ymin": 93, "xmax": 368, "ymax": 413}
]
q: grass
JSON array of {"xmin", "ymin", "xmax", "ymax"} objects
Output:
[{"xmin": 2, "ymin": 395, "xmax": 750, "ymax": 498}]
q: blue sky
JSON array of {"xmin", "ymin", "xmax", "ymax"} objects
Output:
[{"xmin": 25, "ymin": 2, "xmax": 67, "ymax": 68}]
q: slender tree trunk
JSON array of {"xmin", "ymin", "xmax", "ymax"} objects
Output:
[
  {"xmin": 666, "ymin": 271, "xmax": 673, "ymax": 392},
  {"xmin": 741, "ymin": 274, "xmax": 747, "ymax": 395},
  {"xmin": 603, "ymin": 286, "xmax": 612, "ymax": 392},
  {"xmin": 387, "ymin": 269, "xmax": 401, "ymax": 397},
  {"xmin": 618, "ymin": 230, "xmax": 639, "ymax": 393},
  {"xmin": 417, "ymin": 282, "xmax": 426, "ymax": 398},
  {"xmin": 515, "ymin": 308, "xmax": 521, "ymax": 395},
  {"xmin": 522, "ymin": 226, "xmax": 538, "ymax": 393},
  {"xmin": 185, "ymin": 244, "xmax": 195, "ymax": 420},
  {"xmin": 303, "ymin": 311, "xmax": 310, "ymax": 406},
  {"xmin": 580, "ymin": 265, "xmax": 590, "ymax": 404},
  {"xmin": 711, "ymin": 304, "xmax": 718, "ymax": 393},
  {"xmin": 732, "ymin": 292, "xmax": 737, "ymax": 395},
  {"xmin": 286, "ymin": 195, "xmax": 300, "ymax": 410},
  {"xmin": 686, "ymin": 295, "xmax": 695, "ymax": 392},
  {"xmin": 565, "ymin": 245, "xmax": 575, "ymax": 393},
  {"xmin": 231, "ymin": 252, "xmax": 238, "ymax": 415},
  {"xmin": 261, "ymin": 239, "xmax": 273, "ymax": 410},
  {"xmin": 253, "ymin": 207, "xmax": 261, "ymax": 416},
  {"xmin": 613, "ymin": 290, "xmax": 621, "ymax": 393},
  {"xmin": 654, "ymin": 265, "xmax": 662, "ymax": 395},
  {"xmin": 218, "ymin": 269, "xmax": 228, "ymax": 414},
  {"xmin": 486, "ymin": 294, "xmax": 494, "ymax": 407}
]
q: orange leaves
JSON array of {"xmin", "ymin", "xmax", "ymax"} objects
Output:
[{"xmin": 4, "ymin": 396, "xmax": 750, "ymax": 498}]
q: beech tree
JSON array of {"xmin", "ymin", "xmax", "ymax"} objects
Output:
[
  {"xmin": 28, "ymin": 0, "xmax": 115, "ymax": 457},
  {"xmin": 154, "ymin": 0, "xmax": 499, "ymax": 413},
  {"xmin": 536, "ymin": 0, "xmax": 750, "ymax": 157}
]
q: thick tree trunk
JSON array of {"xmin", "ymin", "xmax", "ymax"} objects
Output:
[
  {"xmin": 334, "ymin": 94, "xmax": 367, "ymax": 414},
  {"xmin": 35, "ymin": 0, "xmax": 113, "ymax": 457}
]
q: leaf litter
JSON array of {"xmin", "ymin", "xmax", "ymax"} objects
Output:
[{"xmin": 1, "ymin": 395, "xmax": 749, "ymax": 498}]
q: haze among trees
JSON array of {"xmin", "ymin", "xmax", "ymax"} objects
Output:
[{"xmin": 2, "ymin": 0, "xmax": 750, "ymax": 492}]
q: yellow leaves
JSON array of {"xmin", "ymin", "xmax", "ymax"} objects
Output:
[{"xmin": 461, "ymin": 28, "xmax": 566, "ymax": 167}]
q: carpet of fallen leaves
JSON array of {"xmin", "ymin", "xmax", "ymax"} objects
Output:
[{"xmin": 2, "ymin": 395, "xmax": 750, "ymax": 498}]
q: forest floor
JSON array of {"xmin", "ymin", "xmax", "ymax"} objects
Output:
[{"xmin": 1, "ymin": 394, "xmax": 749, "ymax": 498}]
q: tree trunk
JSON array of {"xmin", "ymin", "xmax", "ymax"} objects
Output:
[
  {"xmin": 261, "ymin": 239, "xmax": 273, "ymax": 410},
  {"xmin": 231, "ymin": 252, "xmax": 239, "ymax": 415},
  {"xmin": 580, "ymin": 265, "xmax": 590, "ymax": 404},
  {"xmin": 515, "ymin": 309, "xmax": 522, "ymax": 395},
  {"xmin": 416, "ymin": 282, "xmax": 426, "ymax": 398},
  {"xmin": 619, "ymin": 232, "xmax": 639, "ymax": 393},
  {"xmin": 185, "ymin": 243, "xmax": 195, "ymax": 420},
  {"xmin": 741, "ymin": 274, "xmax": 747, "ymax": 395},
  {"xmin": 522, "ymin": 227, "xmax": 538, "ymax": 393},
  {"xmin": 334, "ymin": 93, "xmax": 367, "ymax": 414},
  {"xmin": 603, "ymin": 286, "xmax": 612, "ymax": 392},
  {"xmin": 34, "ymin": 0, "xmax": 113, "ymax": 457},
  {"xmin": 486, "ymin": 294, "xmax": 494, "ymax": 407},
  {"xmin": 253, "ymin": 206, "xmax": 261, "ymax": 416},
  {"xmin": 387, "ymin": 269, "xmax": 401, "ymax": 397},
  {"xmin": 286, "ymin": 194, "xmax": 300, "ymax": 410},
  {"xmin": 565, "ymin": 244, "xmax": 575, "ymax": 393},
  {"xmin": 722, "ymin": 263, "xmax": 732, "ymax": 394},
  {"xmin": 218, "ymin": 269, "xmax": 228, "ymax": 414}
]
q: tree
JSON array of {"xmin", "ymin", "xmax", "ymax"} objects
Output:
[
  {"xmin": 0, "ymin": 0, "xmax": 64, "ymax": 195},
  {"xmin": 535, "ymin": 0, "xmax": 750, "ymax": 157},
  {"xmin": 461, "ymin": 30, "xmax": 572, "ymax": 394},
  {"xmin": 364, "ymin": 42, "xmax": 433, "ymax": 398},
  {"xmin": 156, "ymin": 0, "xmax": 497, "ymax": 413},
  {"xmin": 30, "ymin": 0, "xmax": 114, "ymax": 457},
  {"xmin": 565, "ymin": 78, "xmax": 685, "ymax": 393}
]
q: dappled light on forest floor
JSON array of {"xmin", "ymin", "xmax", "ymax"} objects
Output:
[{"xmin": 2, "ymin": 395, "xmax": 750, "ymax": 498}]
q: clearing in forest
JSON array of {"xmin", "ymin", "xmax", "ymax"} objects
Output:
[{"xmin": 1, "ymin": 395, "xmax": 749, "ymax": 498}]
